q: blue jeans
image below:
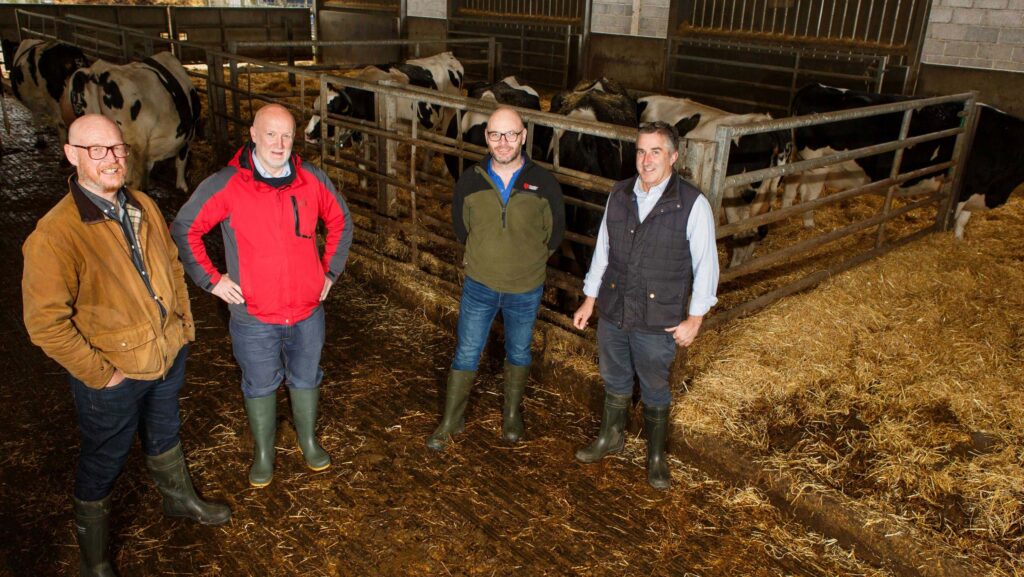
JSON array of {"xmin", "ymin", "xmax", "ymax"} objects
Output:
[
  {"xmin": 70, "ymin": 345, "xmax": 189, "ymax": 501},
  {"xmin": 452, "ymin": 276, "xmax": 543, "ymax": 371},
  {"xmin": 230, "ymin": 305, "xmax": 325, "ymax": 399},
  {"xmin": 598, "ymin": 319, "xmax": 678, "ymax": 407}
]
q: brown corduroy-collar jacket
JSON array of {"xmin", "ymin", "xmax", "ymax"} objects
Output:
[{"xmin": 22, "ymin": 179, "xmax": 194, "ymax": 389}]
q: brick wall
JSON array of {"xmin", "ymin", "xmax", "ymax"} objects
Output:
[
  {"xmin": 924, "ymin": 0, "xmax": 1024, "ymax": 70},
  {"xmin": 591, "ymin": 0, "xmax": 671, "ymax": 38},
  {"xmin": 407, "ymin": 0, "xmax": 445, "ymax": 19}
]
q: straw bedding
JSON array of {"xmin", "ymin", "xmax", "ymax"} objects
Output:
[{"xmin": 679, "ymin": 195, "xmax": 1024, "ymax": 574}]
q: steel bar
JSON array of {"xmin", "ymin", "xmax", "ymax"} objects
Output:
[
  {"xmin": 875, "ymin": 107, "xmax": 915, "ymax": 249},
  {"xmin": 720, "ymin": 193, "xmax": 939, "ymax": 283},
  {"xmin": 937, "ymin": 95, "xmax": 979, "ymax": 231},
  {"xmin": 715, "ymin": 159, "xmax": 955, "ymax": 237},
  {"xmin": 725, "ymin": 124, "xmax": 964, "ymax": 190},
  {"xmin": 724, "ymin": 92, "xmax": 972, "ymax": 138}
]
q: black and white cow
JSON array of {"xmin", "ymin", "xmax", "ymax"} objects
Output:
[
  {"xmin": 549, "ymin": 77, "xmax": 638, "ymax": 270},
  {"xmin": 637, "ymin": 95, "xmax": 791, "ymax": 267},
  {"xmin": 442, "ymin": 75, "xmax": 551, "ymax": 179},
  {"xmin": 783, "ymin": 83, "xmax": 963, "ymax": 228},
  {"xmin": 304, "ymin": 51, "xmax": 464, "ymax": 146},
  {"xmin": 2, "ymin": 38, "xmax": 89, "ymax": 148},
  {"xmin": 62, "ymin": 51, "xmax": 201, "ymax": 192},
  {"xmin": 954, "ymin": 104, "xmax": 1024, "ymax": 239}
]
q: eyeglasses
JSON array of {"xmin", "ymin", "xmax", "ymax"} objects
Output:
[
  {"xmin": 70, "ymin": 143, "xmax": 131, "ymax": 160},
  {"xmin": 486, "ymin": 130, "xmax": 524, "ymax": 143}
]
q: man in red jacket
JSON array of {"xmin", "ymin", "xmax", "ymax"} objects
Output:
[{"xmin": 172, "ymin": 104, "xmax": 352, "ymax": 487}]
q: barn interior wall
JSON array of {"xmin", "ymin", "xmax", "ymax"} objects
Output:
[
  {"xmin": 404, "ymin": 16, "xmax": 447, "ymax": 41},
  {"xmin": 923, "ymin": 0, "xmax": 1024, "ymax": 71},
  {"xmin": 586, "ymin": 33, "xmax": 665, "ymax": 92},
  {"xmin": 917, "ymin": 63, "xmax": 1024, "ymax": 117},
  {"xmin": 318, "ymin": 10, "xmax": 400, "ymax": 65}
]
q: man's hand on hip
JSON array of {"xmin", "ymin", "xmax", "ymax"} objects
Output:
[
  {"xmin": 212, "ymin": 275, "xmax": 245, "ymax": 305},
  {"xmin": 320, "ymin": 276, "xmax": 334, "ymax": 301}
]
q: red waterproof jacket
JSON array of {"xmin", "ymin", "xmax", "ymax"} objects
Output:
[{"xmin": 172, "ymin": 143, "xmax": 352, "ymax": 325}]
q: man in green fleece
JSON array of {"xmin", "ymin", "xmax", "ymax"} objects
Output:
[{"xmin": 427, "ymin": 107, "xmax": 565, "ymax": 450}]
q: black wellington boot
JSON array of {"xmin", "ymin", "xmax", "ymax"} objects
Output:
[
  {"xmin": 575, "ymin": 392, "xmax": 631, "ymax": 463},
  {"xmin": 146, "ymin": 443, "xmax": 232, "ymax": 525},
  {"xmin": 288, "ymin": 387, "xmax": 331, "ymax": 471},
  {"xmin": 644, "ymin": 405, "xmax": 671, "ymax": 490},
  {"xmin": 73, "ymin": 495, "xmax": 117, "ymax": 577},
  {"xmin": 502, "ymin": 361, "xmax": 530, "ymax": 443},
  {"xmin": 244, "ymin": 394, "xmax": 277, "ymax": 487},
  {"xmin": 426, "ymin": 369, "xmax": 476, "ymax": 451}
]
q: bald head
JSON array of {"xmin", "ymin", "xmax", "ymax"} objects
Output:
[
  {"xmin": 485, "ymin": 106, "xmax": 527, "ymax": 168},
  {"xmin": 250, "ymin": 104, "xmax": 296, "ymax": 177},
  {"xmin": 487, "ymin": 106, "xmax": 525, "ymax": 133},
  {"xmin": 67, "ymin": 114, "xmax": 122, "ymax": 145},
  {"xmin": 64, "ymin": 114, "xmax": 128, "ymax": 199},
  {"xmin": 253, "ymin": 104, "xmax": 295, "ymax": 132}
]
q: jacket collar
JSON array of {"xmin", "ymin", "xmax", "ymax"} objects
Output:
[
  {"xmin": 231, "ymin": 141, "xmax": 303, "ymax": 190},
  {"xmin": 473, "ymin": 153, "xmax": 534, "ymax": 181},
  {"xmin": 628, "ymin": 172, "xmax": 683, "ymax": 206},
  {"xmin": 68, "ymin": 175, "xmax": 143, "ymax": 224}
]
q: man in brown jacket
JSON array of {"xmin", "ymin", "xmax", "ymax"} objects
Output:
[{"xmin": 22, "ymin": 115, "xmax": 230, "ymax": 577}]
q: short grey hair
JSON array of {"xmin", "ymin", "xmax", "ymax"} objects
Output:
[{"xmin": 638, "ymin": 121, "xmax": 679, "ymax": 153}]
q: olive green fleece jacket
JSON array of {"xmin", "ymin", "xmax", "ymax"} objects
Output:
[{"xmin": 452, "ymin": 155, "xmax": 565, "ymax": 293}]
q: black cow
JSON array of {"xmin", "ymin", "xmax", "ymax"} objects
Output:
[
  {"xmin": 2, "ymin": 38, "xmax": 89, "ymax": 149},
  {"xmin": 304, "ymin": 52, "xmax": 463, "ymax": 146},
  {"xmin": 442, "ymin": 75, "xmax": 551, "ymax": 179},
  {"xmin": 549, "ymin": 77, "xmax": 638, "ymax": 271},
  {"xmin": 954, "ymin": 104, "xmax": 1024, "ymax": 239},
  {"xmin": 783, "ymin": 83, "xmax": 963, "ymax": 228},
  {"xmin": 637, "ymin": 95, "xmax": 791, "ymax": 267}
]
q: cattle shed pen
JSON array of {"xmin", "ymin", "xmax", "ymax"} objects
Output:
[{"xmin": 4, "ymin": 6, "xmax": 1019, "ymax": 577}]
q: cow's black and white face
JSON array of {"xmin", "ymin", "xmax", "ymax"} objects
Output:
[{"xmin": 305, "ymin": 89, "xmax": 344, "ymax": 144}]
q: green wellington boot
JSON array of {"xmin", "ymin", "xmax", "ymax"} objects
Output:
[
  {"xmin": 73, "ymin": 495, "xmax": 117, "ymax": 577},
  {"xmin": 426, "ymin": 369, "xmax": 476, "ymax": 451},
  {"xmin": 502, "ymin": 362, "xmax": 530, "ymax": 443},
  {"xmin": 146, "ymin": 443, "xmax": 232, "ymax": 525},
  {"xmin": 644, "ymin": 405, "xmax": 671, "ymax": 490},
  {"xmin": 575, "ymin": 392, "xmax": 631, "ymax": 463},
  {"xmin": 244, "ymin": 394, "xmax": 277, "ymax": 487},
  {"xmin": 288, "ymin": 387, "xmax": 331, "ymax": 471}
]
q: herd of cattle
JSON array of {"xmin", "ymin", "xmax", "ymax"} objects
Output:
[{"xmin": 4, "ymin": 39, "xmax": 1022, "ymax": 269}]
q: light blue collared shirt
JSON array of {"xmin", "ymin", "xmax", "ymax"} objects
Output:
[
  {"xmin": 251, "ymin": 151, "xmax": 292, "ymax": 179},
  {"xmin": 582, "ymin": 175, "xmax": 719, "ymax": 317}
]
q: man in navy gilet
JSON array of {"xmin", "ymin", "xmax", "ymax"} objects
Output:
[{"xmin": 572, "ymin": 121, "xmax": 720, "ymax": 489}]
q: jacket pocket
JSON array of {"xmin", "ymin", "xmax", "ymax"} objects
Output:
[
  {"xmin": 90, "ymin": 322, "xmax": 160, "ymax": 375},
  {"xmin": 596, "ymin": 276, "xmax": 622, "ymax": 320},
  {"xmin": 644, "ymin": 280, "xmax": 686, "ymax": 328}
]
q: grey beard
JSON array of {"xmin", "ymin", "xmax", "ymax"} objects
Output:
[{"xmin": 492, "ymin": 149, "xmax": 522, "ymax": 166}]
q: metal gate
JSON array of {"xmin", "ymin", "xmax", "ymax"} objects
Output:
[
  {"xmin": 447, "ymin": 0, "xmax": 589, "ymax": 88},
  {"xmin": 5, "ymin": 4, "xmax": 311, "ymax": 66},
  {"xmin": 667, "ymin": 0, "xmax": 932, "ymax": 113},
  {"xmin": 7, "ymin": 9, "xmax": 978, "ymax": 333}
]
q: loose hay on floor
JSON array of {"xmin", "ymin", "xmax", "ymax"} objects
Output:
[{"xmin": 680, "ymin": 195, "xmax": 1024, "ymax": 575}]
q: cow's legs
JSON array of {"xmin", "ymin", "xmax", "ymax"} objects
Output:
[
  {"xmin": 360, "ymin": 142, "xmax": 372, "ymax": 190},
  {"xmin": 142, "ymin": 160, "xmax": 155, "ymax": 191},
  {"xmin": 175, "ymin": 144, "xmax": 190, "ymax": 192},
  {"xmin": 953, "ymin": 194, "xmax": 986, "ymax": 240},
  {"xmin": 723, "ymin": 187, "xmax": 758, "ymax": 268},
  {"xmin": 954, "ymin": 207, "xmax": 972, "ymax": 240}
]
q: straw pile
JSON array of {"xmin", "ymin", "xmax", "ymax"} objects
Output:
[{"xmin": 678, "ymin": 195, "xmax": 1024, "ymax": 574}]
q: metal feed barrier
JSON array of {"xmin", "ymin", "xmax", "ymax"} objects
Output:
[{"xmin": 8, "ymin": 9, "xmax": 979, "ymax": 331}]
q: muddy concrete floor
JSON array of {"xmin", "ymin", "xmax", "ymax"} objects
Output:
[{"xmin": 0, "ymin": 101, "xmax": 892, "ymax": 577}]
